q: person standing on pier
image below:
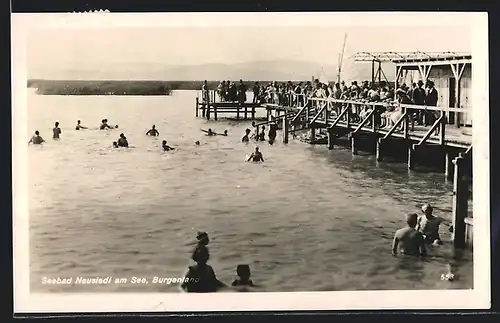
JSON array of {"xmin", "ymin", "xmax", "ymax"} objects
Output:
[
  {"xmin": 238, "ymin": 79, "xmax": 247, "ymax": 105},
  {"xmin": 52, "ymin": 121, "xmax": 62, "ymax": 139},
  {"xmin": 392, "ymin": 213, "xmax": 427, "ymax": 257},
  {"xmin": 416, "ymin": 204, "xmax": 444, "ymax": 246},
  {"xmin": 202, "ymin": 80, "xmax": 209, "ymax": 103},
  {"xmin": 230, "ymin": 81, "xmax": 238, "ymax": 102},
  {"xmin": 294, "ymin": 82, "xmax": 304, "ymax": 107},
  {"xmin": 252, "ymin": 82, "xmax": 260, "ymax": 104},
  {"xmin": 146, "ymin": 125, "xmax": 160, "ymax": 137},
  {"xmin": 424, "ymin": 80, "xmax": 439, "ymax": 126},
  {"xmin": 412, "ymin": 80, "xmax": 426, "ymax": 125}
]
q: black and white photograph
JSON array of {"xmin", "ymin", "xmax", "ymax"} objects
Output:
[{"xmin": 12, "ymin": 12, "xmax": 490, "ymax": 312}]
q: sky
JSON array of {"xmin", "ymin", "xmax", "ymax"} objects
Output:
[{"xmin": 26, "ymin": 25, "xmax": 472, "ymax": 71}]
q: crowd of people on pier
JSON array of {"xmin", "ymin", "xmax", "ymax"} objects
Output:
[{"xmin": 204, "ymin": 77, "xmax": 440, "ymax": 133}]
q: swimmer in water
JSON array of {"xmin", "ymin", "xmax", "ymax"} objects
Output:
[
  {"xmin": 195, "ymin": 141, "xmax": 200, "ymax": 146},
  {"xmin": 52, "ymin": 121, "xmax": 62, "ymax": 139},
  {"xmin": 117, "ymin": 133, "xmax": 129, "ymax": 147},
  {"xmin": 191, "ymin": 231, "xmax": 210, "ymax": 262},
  {"xmin": 247, "ymin": 147, "xmax": 264, "ymax": 162},
  {"xmin": 201, "ymin": 128, "xmax": 216, "ymax": 136},
  {"xmin": 216, "ymin": 130, "xmax": 228, "ymax": 136},
  {"xmin": 241, "ymin": 129, "xmax": 251, "ymax": 142},
  {"xmin": 28, "ymin": 130, "xmax": 45, "ymax": 145},
  {"xmin": 162, "ymin": 140, "xmax": 175, "ymax": 151},
  {"xmin": 258, "ymin": 126, "xmax": 266, "ymax": 141},
  {"xmin": 146, "ymin": 125, "xmax": 159, "ymax": 136},
  {"xmin": 416, "ymin": 203, "xmax": 444, "ymax": 246},
  {"xmin": 231, "ymin": 265, "xmax": 255, "ymax": 287},
  {"xmin": 75, "ymin": 120, "xmax": 88, "ymax": 130},
  {"xmin": 100, "ymin": 119, "xmax": 118, "ymax": 130},
  {"xmin": 112, "ymin": 141, "xmax": 119, "ymax": 148},
  {"xmin": 392, "ymin": 213, "xmax": 426, "ymax": 257}
]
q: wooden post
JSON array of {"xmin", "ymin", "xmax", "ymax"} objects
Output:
[
  {"xmin": 310, "ymin": 127, "xmax": 316, "ymax": 143},
  {"xmin": 445, "ymin": 151, "xmax": 454, "ymax": 180},
  {"xmin": 195, "ymin": 97, "xmax": 199, "ymax": 117},
  {"xmin": 282, "ymin": 117, "xmax": 289, "ymax": 144},
  {"xmin": 251, "ymin": 107, "xmax": 256, "ymax": 119},
  {"xmin": 206, "ymin": 104, "xmax": 211, "ymax": 120},
  {"xmin": 214, "ymin": 105, "xmax": 218, "ymax": 121},
  {"xmin": 376, "ymin": 138, "xmax": 383, "ymax": 161},
  {"xmin": 327, "ymin": 129, "xmax": 335, "ymax": 150},
  {"xmin": 244, "ymin": 105, "xmax": 248, "ymax": 120},
  {"xmin": 350, "ymin": 133, "xmax": 358, "ymax": 155},
  {"xmin": 451, "ymin": 154, "xmax": 468, "ymax": 248},
  {"xmin": 266, "ymin": 108, "xmax": 270, "ymax": 121},
  {"xmin": 407, "ymin": 143, "xmax": 415, "ymax": 170},
  {"xmin": 255, "ymin": 125, "xmax": 260, "ymax": 140},
  {"xmin": 236, "ymin": 105, "xmax": 240, "ymax": 120}
]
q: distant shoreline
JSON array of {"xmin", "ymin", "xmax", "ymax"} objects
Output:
[{"xmin": 27, "ymin": 79, "xmax": 286, "ymax": 96}]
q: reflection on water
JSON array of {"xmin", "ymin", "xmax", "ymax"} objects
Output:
[{"xmin": 26, "ymin": 90, "xmax": 472, "ymax": 292}]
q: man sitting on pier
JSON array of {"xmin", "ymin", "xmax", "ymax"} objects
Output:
[
  {"xmin": 416, "ymin": 204, "xmax": 444, "ymax": 246},
  {"xmin": 392, "ymin": 213, "xmax": 426, "ymax": 257}
]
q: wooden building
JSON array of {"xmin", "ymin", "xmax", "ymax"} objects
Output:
[
  {"xmin": 393, "ymin": 54, "xmax": 472, "ymax": 127},
  {"xmin": 353, "ymin": 52, "xmax": 472, "ymax": 128}
]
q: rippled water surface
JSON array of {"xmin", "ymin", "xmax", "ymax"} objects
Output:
[{"xmin": 26, "ymin": 90, "xmax": 473, "ymax": 292}]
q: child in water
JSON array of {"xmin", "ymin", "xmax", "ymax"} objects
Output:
[
  {"xmin": 231, "ymin": 264, "xmax": 255, "ymax": 287},
  {"xmin": 191, "ymin": 232, "xmax": 210, "ymax": 262},
  {"xmin": 162, "ymin": 140, "xmax": 175, "ymax": 151},
  {"xmin": 112, "ymin": 141, "xmax": 119, "ymax": 148}
]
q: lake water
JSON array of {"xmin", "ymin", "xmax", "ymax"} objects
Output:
[{"xmin": 26, "ymin": 90, "xmax": 473, "ymax": 292}]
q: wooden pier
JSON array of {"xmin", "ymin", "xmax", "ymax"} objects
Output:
[{"xmin": 196, "ymin": 90, "xmax": 267, "ymax": 121}]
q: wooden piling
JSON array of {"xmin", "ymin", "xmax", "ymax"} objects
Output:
[
  {"xmin": 327, "ymin": 129, "xmax": 335, "ymax": 150},
  {"xmin": 310, "ymin": 127, "xmax": 316, "ymax": 143},
  {"xmin": 376, "ymin": 138, "xmax": 383, "ymax": 161},
  {"xmin": 206, "ymin": 105, "xmax": 210, "ymax": 120},
  {"xmin": 445, "ymin": 151, "xmax": 454, "ymax": 180},
  {"xmin": 350, "ymin": 133, "xmax": 358, "ymax": 155},
  {"xmin": 451, "ymin": 154, "xmax": 468, "ymax": 248},
  {"xmin": 407, "ymin": 143, "xmax": 415, "ymax": 170},
  {"xmin": 251, "ymin": 107, "xmax": 256, "ymax": 119},
  {"xmin": 236, "ymin": 105, "xmax": 240, "ymax": 120},
  {"xmin": 282, "ymin": 117, "xmax": 289, "ymax": 144},
  {"xmin": 195, "ymin": 97, "xmax": 199, "ymax": 117},
  {"xmin": 244, "ymin": 106, "xmax": 248, "ymax": 119},
  {"xmin": 214, "ymin": 105, "xmax": 218, "ymax": 121}
]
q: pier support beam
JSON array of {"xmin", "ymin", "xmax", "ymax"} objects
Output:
[
  {"xmin": 376, "ymin": 138, "xmax": 383, "ymax": 161},
  {"xmin": 251, "ymin": 107, "xmax": 256, "ymax": 120},
  {"xmin": 407, "ymin": 143, "xmax": 416, "ymax": 170},
  {"xmin": 195, "ymin": 97, "xmax": 199, "ymax": 117},
  {"xmin": 282, "ymin": 117, "xmax": 289, "ymax": 144},
  {"xmin": 451, "ymin": 154, "xmax": 469, "ymax": 249},
  {"xmin": 214, "ymin": 106, "xmax": 218, "ymax": 121},
  {"xmin": 327, "ymin": 129, "xmax": 335, "ymax": 150},
  {"xmin": 445, "ymin": 151, "xmax": 455, "ymax": 180},
  {"xmin": 349, "ymin": 133, "xmax": 358, "ymax": 155},
  {"xmin": 310, "ymin": 127, "xmax": 316, "ymax": 143}
]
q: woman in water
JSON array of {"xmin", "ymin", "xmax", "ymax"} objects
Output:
[{"xmin": 180, "ymin": 247, "xmax": 226, "ymax": 293}]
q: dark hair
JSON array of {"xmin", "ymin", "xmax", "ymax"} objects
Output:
[
  {"xmin": 236, "ymin": 264, "xmax": 250, "ymax": 277},
  {"xmin": 406, "ymin": 213, "xmax": 418, "ymax": 227}
]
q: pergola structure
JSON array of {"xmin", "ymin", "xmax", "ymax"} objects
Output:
[
  {"xmin": 354, "ymin": 51, "xmax": 472, "ymax": 128},
  {"xmin": 353, "ymin": 51, "xmax": 471, "ymax": 85}
]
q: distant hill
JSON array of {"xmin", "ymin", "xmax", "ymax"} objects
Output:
[{"xmin": 28, "ymin": 59, "xmax": 396, "ymax": 83}]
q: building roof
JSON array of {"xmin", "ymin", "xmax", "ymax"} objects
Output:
[{"xmin": 353, "ymin": 51, "xmax": 472, "ymax": 64}]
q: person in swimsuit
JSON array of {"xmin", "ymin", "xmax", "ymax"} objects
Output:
[
  {"xmin": 146, "ymin": 125, "xmax": 159, "ymax": 136},
  {"xmin": 231, "ymin": 265, "xmax": 255, "ymax": 287},
  {"xmin": 416, "ymin": 203, "xmax": 444, "ymax": 245},
  {"xmin": 195, "ymin": 141, "xmax": 200, "ymax": 146},
  {"xmin": 191, "ymin": 232, "xmax": 210, "ymax": 262},
  {"xmin": 247, "ymin": 147, "xmax": 264, "ymax": 162},
  {"xmin": 201, "ymin": 128, "xmax": 216, "ymax": 136},
  {"xmin": 241, "ymin": 129, "xmax": 251, "ymax": 143},
  {"xmin": 75, "ymin": 120, "xmax": 87, "ymax": 130},
  {"xmin": 28, "ymin": 130, "xmax": 45, "ymax": 145},
  {"xmin": 216, "ymin": 130, "xmax": 228, "ymax": 136},
  {"xmin": 268, "ymin": 121, "xmax": 278, "ymax": 141},
  {"xmin": 162, "ymin": 140, "xmax": 175, "ymax": 151},
  {"xmin": 117, "ymin": 133, "xmax": 129, "ymax": 147},
  {"xmin": 180, "ymin": 245, "xmax": 225, "ymax": 293},
  {"xmin": 52, "ymin": 122, "xmax": 62, "ymax": 139},
  {"xmin": 258, "ymin": 126, "xmax": 266, "ymax": 141},
  {"xmin": 100, "ymin": 119, "xmax": 110, "ymax": 130},
  {"xmin": 392, "ymin": 213, "xmax": 426, "ymax": 257}
]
